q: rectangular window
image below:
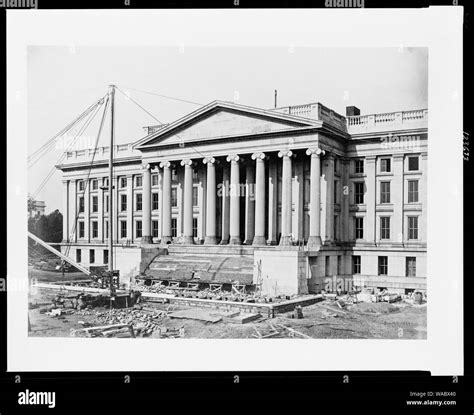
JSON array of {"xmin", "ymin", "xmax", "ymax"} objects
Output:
[
  {"xmin": 192, "ymin": 169, "xmax": 198, "ymax": 180},
  {"xmin": 78, "ymin": 221, "xmax": 84, "ymax": 238},
  {"xmin": 136, "ymin": 220, "xmax": 142, "ymax": 238},
  {"xmin": 408, "ymin": 180, "xmax": 419, "ymax": 203},
  {"xmin": 135, "ymin": 175, "xmax": 143, "ymax": 187},
  {"xmin": 92, "ymin": 196, "xmax": 98, "ymax": 213},
  {"xmin": 354, "ymin": 182, "xmax": 364, "ymax": 204},
  {"xmin": 325, "ymin": 256, "xmax": 330, "ymax": 276},
  {"xmin": 171, "ymin": 218, "xmax": 177, "ymax": 237},
  {"xmin": 333, "ymin": 215, "xmax": 338, "ymax": 240},
  {"xmin": 103, "ymin": 249, "xmax": 108, "ymax": 265},
  {"xmin": 152, "ymin": 193, "xmax": 159, "ymax": 210},
  {"xmin": 408, "ymin": 156, "xmax": 419, "ymax": 171},
  {"xmin": 136, "ymin": 193, "xmax": 143, "ymax": 211},
  {"xmin": 171, "ymin": 169, "xmax": 178, "ymax": 181},
  {"xmin": 354, "ymin": 217, "xmax": 364, "ymax": 239},
  {"xmin": 408, "ymin": 216, "xmax": 419, "ymax": 240},
  {"xmin": 406, "ymin": 257, "xmax": 417, "ymax": 277},
  {"xmin": 78, "ymin": 180, "xmax": 84, "ymax": 191},
  {"xmin": 152, "ymin": 220, "xmax": 159, "ymax": 238},
  {"xmin": 378, "ymin": 256, "xmax": 388, "ymax": 275},
  {"xmin": 120, "ymin": 220, "xmax": 127, "ymax": 238},
  {"xmin": 104, "ymin": 194, "xmax": 109, "ymax": 212},
  {"xmin": 334, "ymin": 180, "xmax": 338, "ymax": 204},
  {"xmin": 120, "ymin": 177, "xmax": 127, "ymax": 188},
  {"xmin": 193, "ymin": 217, "xmax": 198, "ymax": 238},
  {"xmin": 171, "ymin": 188, "xmax": 178, "ymax": 207},
  {"xmin": 192, "ymin": 186, "xmax": 199, "ymax": 207},
  {"xmin": 380, "ymin": 158, "xmax": 391, "ymax": 173},
  {"xmin": 78, "ymin": 196, "xmax": 84, "ymax": 213},
  {"xmin": 121, "ymin": 194, "xmax": 127, "ymax": 212},
  {"xmin": 152, "ymin": 174, "xmax": 159, "ymax": 186},
  {"xmin": 337, "ymin": 256, "xmax": 342, "ymax": 275},
  {"xmin": 91, "ymin": 221, "xmax": 98, "ymax": 238},
  {"xmin": 76, "ymin": 249, "xmax": 81, "ymax": 263},
  {"xmin": 355, "ymin": 159, "xmax": 364, "ymax": 174},
  {"xmin": 380, "ymin": 216, "xmax": 390, "ymax": 240},
  {"xmin": 89, "ymin": 249, "xmax": 95, "ymax": 264},
  {"xmin": 352, "ymin": 256, "xmax": 361, "ymax": 274},
  {"xmin": 104, "ymin": 178, "xmax": 109, "ymax": 188},
  {"xmin": 91, "ymin": 179, "xmax": 98, "ymax": 190},
  {"xmin": 380, "ymin": 181, "xmax": 391, "ymax": 204}
]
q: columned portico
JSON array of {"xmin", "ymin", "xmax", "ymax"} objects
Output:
[
  {"xmin": 278, "ymin": 150, "xmax": 293, "ymax": 246},
  {"xmin": 306, "ymin": 148, "xmax": 324, "ymax": 247},
  {"xmin": 160, "ymin": 161, "xmax": 172, "ymax": 244},
  {"xmin": 181, "ymin": 158, "xmax": 195, "ymax": 244},
  {"xmin": 227, "ymin": 154, "xmax": 241, "ymax": 245},
  {"xmin": 203, "ymin": 157, "xmax": 217, "ymax": 245}
]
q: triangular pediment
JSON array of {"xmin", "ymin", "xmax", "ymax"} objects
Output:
[{"xmin": 135, "ymin": 101, "xmax": 318, "ymax": 149}]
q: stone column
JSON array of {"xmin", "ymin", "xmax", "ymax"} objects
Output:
[
  {"xmin": 126, "ymin": 174, "xmax": 133, "ymax": 242},
  {"xmin": 267, "ymin": 158, "xmax": 278, "ymax": 245},
  {"xmin": 306, "ymin": 148, "xmax": 324, "ymax": 247},
  {"xmin": 98, "ymin": 180, "xmax": 103, "ymax": 241},
  {"xmin": 252, "ymin": 152, "xmax": 266, "ymax": 246},
  {"xmin": 221, "ymin": 165, "xmax": 230, "ymax": 244},
  {"xmin": 244, "ymin": 162, "xmax": 255, "ymax": 244},
  {"xmin": 227, "ymin": 154, "xmax": 241, "ymax": 245},
  {"xmin": 112, "ymin": 176, "xmax": 118, "ymax": 243},
  {"xmin": 323, "ymin": 154, "xmax": 335, "ymax": 242},
  {"xmin": 365, "ymin": 156, "xmax": 376, "ymax": 243},
  {"xmin": 278, "ymin": 150, "xmax": 293, "ymax": 246},
  {"xmin": 393, "ymin": 154, "xmax": 404, "ymax": 244},
  {"xmin": 84, "ymin": 179, "xmax": 90, "ymax": 242},
  {"xmin": 160, "ymin": 161, "xmax": 172, "ymax": 244},
  {"xmin": 142, "ymin": 163, "xmax": 153, "ymax": 244},
  {"xmin": 203, "ymin": 157, "xmax": 217, "ymax": 244},
  {"xmin": 62, "ymin": 180, "xmax": 69, "ymax": 243},
  {"xmin": 181, "ymin": 159, "xmax": 195, "ymax": 244}
]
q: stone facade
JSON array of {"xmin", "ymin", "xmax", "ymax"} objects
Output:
[{"xmin": 58, "ymin": 100, "xmax": 428, "ymax": 295}]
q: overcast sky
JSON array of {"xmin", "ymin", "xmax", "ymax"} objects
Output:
[{"xmin": 27, "ymin": 46, "xmax": 427, "ymax": 214}]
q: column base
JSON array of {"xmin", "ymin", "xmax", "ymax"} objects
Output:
[
  {"xmin": 160, "ymin": 236, "xmax": 172, "ymax": 245},
  {"xmin": 182, "ymin": 235, "xmax": 195, "ymax": 245},
  {"xmin": 252, "ymin": 235, "xmax": 267, "ymax": 246},
  {"xmin": 220, "ymin": 238, "xmax": 229, "ymax": 245},
  {"xmin": 279, "ymin": 236, "xmax": 292, "ymax": 247},
  {"xmin": 307, "ymin": 235, "xmax": 322, "ymax": 248},
  {"xmin": 141, "ymin": 235, "xmax": 153, "ymax": 245},
  {"xmin": 229, "ymin": 236, "xmax": 242, "ymax": 245},
  {"xmin": 204, "ymin": 236, "xmax": 218, "ymax": 245},
  {"xmin": 243, "ymin": 238, "xmax": 254, "ymax": 245}
]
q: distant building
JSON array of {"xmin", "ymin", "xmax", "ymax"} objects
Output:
[
  {"xmin": 57, "ymin": 100, "xmax": 427, "ymax": 295},
  {"xmin": 29, "ymin": 200, "xmax": 46, "ymax": 218}
]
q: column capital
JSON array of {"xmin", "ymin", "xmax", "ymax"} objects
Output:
[
  {"xmin": 278, "ymin": 150, "xmax": 293, "ymax": 158},
  {"xmin": 306, "ymin": 147, "xmax": 325, "ymax": 157},
  {"xmin": 251, "ymin": 152, "xmax": 266, "ymax": 160},
  {"xmin": 226, "ymin": 154, "xmax": 240, "ymax": 162},
  {"xmin": 159, "ymin": 160, "xmax": 171, "ymax": 169},
  {"xmin": 180, "ymin": 159, "xmax": 193, "ymax": 167},
  {"xmin": 203, "ymin": 156, "xmax": 216, "ymax": 164}
]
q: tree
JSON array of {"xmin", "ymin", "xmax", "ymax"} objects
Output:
[{"xmin": 27, "ymin": 195, "xmax": 37, "ymax": 217}]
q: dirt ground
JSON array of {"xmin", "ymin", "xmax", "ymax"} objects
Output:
[{"xmin": 28, "ymin": 268, "xmax": 427, "ymax": 340}]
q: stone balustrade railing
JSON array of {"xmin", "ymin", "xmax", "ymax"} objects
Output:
[{"xmin": 347, "ymin": 109, "xmax": 428, "ymax": 134}]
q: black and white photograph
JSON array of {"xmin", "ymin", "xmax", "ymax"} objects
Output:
[{"xmin": 26, "ymin": 46, "xmax": 428, "ymax": 341}]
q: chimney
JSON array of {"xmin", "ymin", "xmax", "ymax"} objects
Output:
[{"xmin": 346, "ymin": 106, "xmax": 361, "ymax": 117}]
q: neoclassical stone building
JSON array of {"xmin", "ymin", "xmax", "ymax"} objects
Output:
[{"xmin": 58, "ymin": 100, "xmax": 427, "ymax": 295}]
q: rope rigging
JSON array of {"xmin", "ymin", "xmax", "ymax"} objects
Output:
[{"xmin": 28, "ymin": 96, "xmax": 106, "ymax": 169}]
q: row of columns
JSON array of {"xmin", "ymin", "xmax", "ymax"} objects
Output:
[{"xmin": 140, "ymin": 147, "xmax": 327, "ymax": 247}]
